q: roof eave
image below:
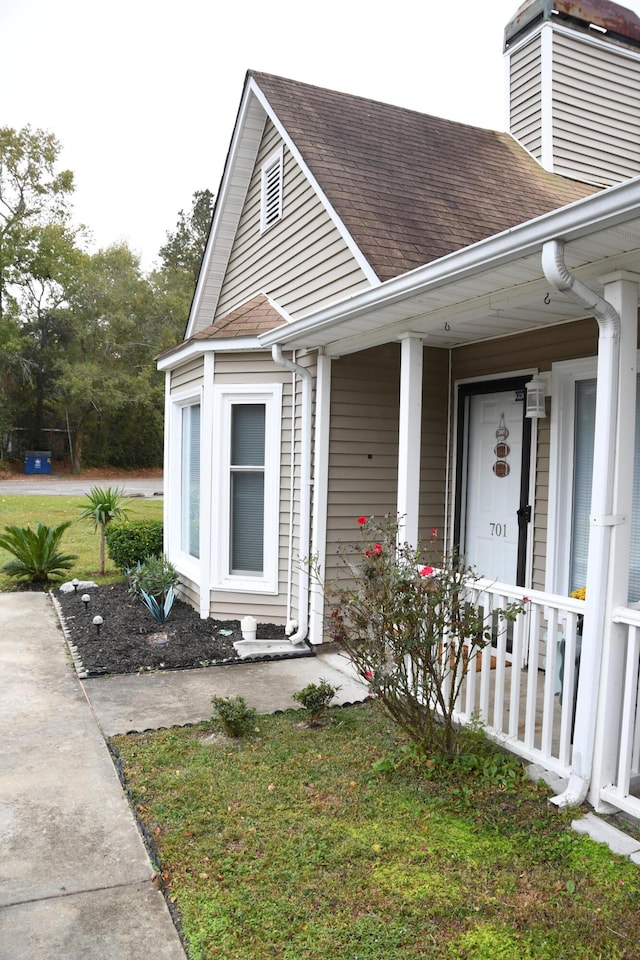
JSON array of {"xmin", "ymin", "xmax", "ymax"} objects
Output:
[
  {"xmin": 258, "ymin": 176, "xmax": 640, "ymax": 351},
  {"xmin": 157, "ymin": 336, "xmax": 267, "ymax": 372}
]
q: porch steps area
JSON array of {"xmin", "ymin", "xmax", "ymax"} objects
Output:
[{"xmin": 526, "ymin": 763, "xmax": 640, "ymax": 865}]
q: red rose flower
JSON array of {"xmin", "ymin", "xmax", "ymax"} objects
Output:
[
  {"xmin": 373, "ymin": 543, "xmax": 382, "ymax": 555},
  {"xmin": 419, "ymin": 566, "xmax": 434, "ymax": 577},
  {"xmin": 357, "ymin": 516, "xmax": 367, "ymax": 526}
]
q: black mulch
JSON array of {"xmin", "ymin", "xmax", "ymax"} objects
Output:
[{"xmin": 54, "ymin": 582, "xmax": 299, "ymax": 677}]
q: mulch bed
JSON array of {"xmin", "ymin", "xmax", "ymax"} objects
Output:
[{"xmin": 54, "ymin": 582, "xmax": 293, "ymax": 677}]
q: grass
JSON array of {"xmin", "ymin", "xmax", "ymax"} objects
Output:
[
  {"xmin": 0, "ymin": 494, "xmax": 163, "ymax": 589},
  {"xmin": 112, "ymin": 702, "xmax": 640, "ymax": 960}
]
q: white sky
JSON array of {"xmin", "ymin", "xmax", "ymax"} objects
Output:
[{"xmin": 3, "ymin": 0, "xmax": 640, "ymax": 272}]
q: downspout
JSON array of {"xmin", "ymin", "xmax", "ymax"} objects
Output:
[
  {"xmin": 541, "ymin": 239, "xmax": 620, "ymax": 807},
  {"xmin": 272, "ymin": 343, "xmax": 312, "ymax": 645}
]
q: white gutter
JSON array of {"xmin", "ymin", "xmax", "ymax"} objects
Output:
[
  {"xmin": 259, "ymin": 177, "xmax": 640, "ymax": 350},
  {"xmin": 542, "ymin": 238, "xmax": 620, "ymax": 808},
  {"xmin": 271, "ymin": 343, "xmax": 313, "ymax": 645}
]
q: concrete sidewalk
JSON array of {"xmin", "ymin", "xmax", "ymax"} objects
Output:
[{"xmin": 0, "ymin": 591, "xmax": 367, "ymax": 959}]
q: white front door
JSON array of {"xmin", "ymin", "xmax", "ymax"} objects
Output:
[{"xmin": 456, "ymin": 382, "xmax": 531, "ymax": 585}]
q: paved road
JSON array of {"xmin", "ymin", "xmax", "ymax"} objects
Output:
[{"xmin": 0, "ymin": 476, "xmax": 163, "ymax": 498}]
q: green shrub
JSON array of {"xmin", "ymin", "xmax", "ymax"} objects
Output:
[
  {"xmin": 292, "ymin": 679, "xmax": 341, "ymax": 725},
  {"xmin": 128, "ymin": 553, "xmax": 178, "ymax": 598},
  {"xmin": 324, "ymin": 514, "xmax": 525, "ymax": 757},
  {"xmin": 0, "ymin": 521, "xmax": 78, "ymax": 585},
  {"xmin": 105, "ymin": 519, "xmax": 163, "ymax": 571},
  {"xmin": 129, "ymin": 554, "xmax": 179, "ymax": 623},
  {"xmin": 211, "ymin": 696, "xmax": 257, "ymax": 738}
]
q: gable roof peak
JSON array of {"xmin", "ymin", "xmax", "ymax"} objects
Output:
[{"xmin": 247, "ymin": 69, "xmax": 598, "ymax": 281}]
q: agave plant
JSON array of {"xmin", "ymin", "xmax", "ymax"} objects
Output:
[
  {"xmin": 0, "ymin": 522, "xmax": 78, "ymax": 585},
  {"xmin": 78, "ymin": 486, "xmax": 130, "ymax": 576},
  {"xmin": 140, "ymin": 585, "xmax": 175, "ymax": 623},
  {"xmin": 130, "ymin": 554, "xmax": 179, "ymax": 623}
]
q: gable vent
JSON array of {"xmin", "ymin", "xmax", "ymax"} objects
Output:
[{"xmin": 260, "ymin": 148, "xmax": 283, "ymax": 232}]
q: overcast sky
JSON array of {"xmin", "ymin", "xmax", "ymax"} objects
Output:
[{"xmin": 3, "ymin": 0, "xmax": 640, "ymax": 272}]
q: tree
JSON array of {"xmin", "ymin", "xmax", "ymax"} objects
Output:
[
  {"xmin": 158, "ymin": 188, "xmax": 213, "ymax": 283},
  {"xmin": 0, "ymin": 126, "xmax": 74, "ymax": 321},
  {"xmin": 53, "ymin": 243, "xmax": 163, "ymax": 472},
  {"xmin": 152, "ymin": 189, "xmax": 214, "ymax": 348},
  {"xmin": 11, "ymin": 223, "xmax": 84, "ymax": 450}
]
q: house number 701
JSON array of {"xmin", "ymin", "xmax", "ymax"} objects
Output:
[{"xmin": 490, "ymin": 523, "xmax": 507, "ymax": 537}]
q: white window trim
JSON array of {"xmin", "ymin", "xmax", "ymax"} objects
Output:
[
  {"xmin": 168, "ymin": 388, "xmax": 203, "ymax": 586},
  {"xmin": 212, "ymin": 383, "xmax": 282, "ymax": 594},
  {"xmin": 547, "ymin": 357, "xmax": 599, "ymax": 595},
  {"xmin": 260, "ymin": 146, "xmax": 283, "ymax": 233}
]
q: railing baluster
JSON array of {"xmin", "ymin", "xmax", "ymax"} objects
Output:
[
  {"xmin": 493, "ymin": 593, "xmax": 507, "ymax": 733},
  {"xmin": 617, "ymin": 624, "xmax": 640, "ymax": 797},
  {"xmin": 558, "ymin": 611, "xmax": 578, "ymax": 767},
  {"xmin": 525, "ymin": 603, "xmax": 541, "ymax": 749},
  {"xmin": 540, "ymin": 607, "xmax": 557, "ymax": 759}
]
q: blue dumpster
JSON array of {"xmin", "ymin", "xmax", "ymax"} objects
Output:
[{"xmin": 24, "ymin": 451, "xmax": 52, "ymax": 475}]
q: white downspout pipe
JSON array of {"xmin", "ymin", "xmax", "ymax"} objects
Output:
[
  {"xmin": 541, "ymin": 239, "xmax": 620, "ymax": 807},
  {"xmin": 272, "ymin": 343, "xmax": 312, "ymax": 645}
]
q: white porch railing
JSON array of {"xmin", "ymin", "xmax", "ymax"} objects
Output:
[
  {"xmin": 599, "ymin": 606, "xmax": 640, "ymax": 819},
  {"xmin": 452, "ymin": 580, "xmax": 584, "ymax": 780}
]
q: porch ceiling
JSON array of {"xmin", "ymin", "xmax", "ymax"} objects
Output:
[{"xmin": 259, "ymin": 189, "xmax": 640, "ymax": 358}]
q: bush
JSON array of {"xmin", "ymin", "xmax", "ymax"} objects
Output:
[
  {"xmin": 78, "ymin": 486, "xmax": 130, "ymax": 576},
  {"xmin": 105, "ymin": 519, "xmax": 164, "ymax": 571},
  {"xmin": 211, "ymin": 696, "xmax": 257, "ymax": 738},
  {"xmin": 292, "ymin": 679, "xmax": 341, "ymax": 725},
  {"xmin": 0, "ymin": 521, "xmax": 78, "ymax": 585},
  {"xmin": 324, "ymin": 514, "xmax": 524, "ymax": 757},
  {"xmin": 129, "ymin": 554, "xmax": 179, "ymax": 623}
]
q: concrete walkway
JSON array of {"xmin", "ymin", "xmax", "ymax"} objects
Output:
[{"xmin": 0, "ymin": 591, "xmax": 367, "ymax": 959}]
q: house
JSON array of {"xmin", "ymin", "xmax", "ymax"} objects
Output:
[{"xmin": 158, "ymin": 0, "xmax": 640, "ymax": 818}]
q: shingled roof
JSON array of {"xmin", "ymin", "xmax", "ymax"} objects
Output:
[
  {"xmin": 190, "ymin": 294, "xmax": 286, "ymax": 340},
  {"xmin": 251, "ymin": 71, "xmax": 599, "ymax": 282}
]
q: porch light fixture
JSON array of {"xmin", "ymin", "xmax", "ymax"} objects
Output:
[{"xmin": 525, "ymin": 375, "xmax": 547, "ymax": 419}]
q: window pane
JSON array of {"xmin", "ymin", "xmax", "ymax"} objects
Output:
[
  {"xmin": 570, "ymin": 376, "xmax": 640, "ymax": 602},
  {"xmin": 570, "ymin": 380, "xmax": 595, "ymax": 593},
  {"xmin": 181, "ymin": 404, "xmax": 200, "ymax": 558},
  {"xmin": 231, "ymin": 471, "xmax": 264, "ymax": 572},
  {"xmin": 231, "ymin": 404, "xmax": 265, "ymax": 466}
]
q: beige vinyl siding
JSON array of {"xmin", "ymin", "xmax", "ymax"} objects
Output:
[
  {"xmin": 214, "ymin": 120, "xmax": 370, "ymax": 323},
  {"xmin": 324, "ymin": 344, "xmax": 448, "ymax": 589},
  {"xmin": 510, "ymin": 35, "xmax": 543, "ymax": 161},
  {"xmin": 551, "ymin": 31, "xmax": 640, "ymax": 185},
  {"xmin": 419, "ymin": 348, "xmax": 449, "ymax": 550},
  {"xmin": 170, "ymin": 357, "xmax": 204, "ymax": 394},
  {"xmin": 206, "ymin": 351, "xmax": 294, "ymax": 624},
  {"xmin": 452, "ymin": 319, "xmax": 599, "ymax": 590},
  {"xmin": 325, "ymin": 346, "xmax": 400, "ymax": 583},
  {"xmin": 176, "ymin": 574, "xmax": 199, "ymax": 609}
]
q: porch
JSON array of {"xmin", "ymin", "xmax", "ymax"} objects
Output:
[{"xmin": 458, "ymin": 580, "xmax": 640, "ymax": 819}]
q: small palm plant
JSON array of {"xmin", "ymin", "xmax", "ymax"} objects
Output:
[
  {"xmin": 0, "ymin": 522, "xmax": 78, "ymax": 585},
  {"xmin": 78, "ymin": 486, "xmax": 130, "ymax": 576}
]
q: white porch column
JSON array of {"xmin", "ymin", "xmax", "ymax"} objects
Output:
[
  {"xmin": 589, "ymin": 273, "xmax": 639, "ymax": 810},
  {"xmin": 199, "ymin": 353, "xmax": 215, "ymax": 619},
  {"xmin": 309, "ymin": 352, "xmax": 331, "ymax": 644},
  {"xmin": 397, "ymin": 335, "xmax": 423, "ymax": 548}
]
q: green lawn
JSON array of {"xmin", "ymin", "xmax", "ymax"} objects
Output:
[
  {"xmin": 113, "ymin": 702, "xmax": 640, "ymax": 960},
  {"xmin": 0, "ymin": 494, "xmax": 163, "ymax": 589}
]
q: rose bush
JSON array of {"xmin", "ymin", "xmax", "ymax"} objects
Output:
[{"xmin": 324, "ymin": 515, "xmax": 523, "ymax": 756}]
